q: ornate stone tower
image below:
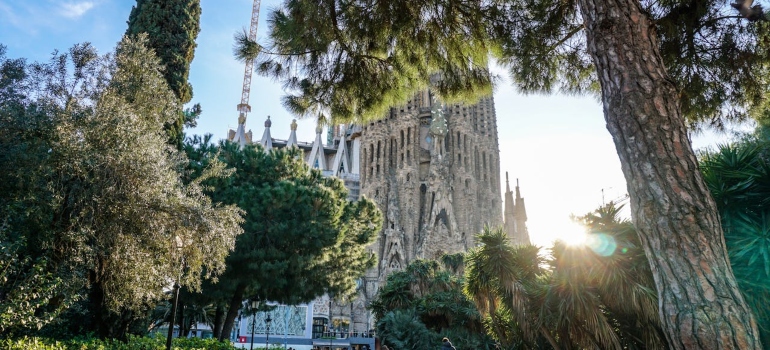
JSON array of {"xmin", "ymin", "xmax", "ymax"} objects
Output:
[
  {"xmin": 503, "ymin": 173, "xmax": 530, "ymax": 245},
  {"xmin": 353, "ymin": 90, "xmax": 503, "ymax": 318}
]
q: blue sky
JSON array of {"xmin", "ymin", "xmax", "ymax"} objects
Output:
[{"xmin": 0, "ymin": 0, "xmax": 738, "ymax": 247}]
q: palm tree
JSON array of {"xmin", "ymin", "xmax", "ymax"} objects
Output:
[
  {"xmin": 377, "ymin": 309, "xmax": 435, "ymax": 350},
  {"xmin": 545, "ymin": 239, "xmax": 624, "ymax": 349},
  {"xmin": 700, "ymin": 139, "xmax": 770, "ymax": 345},
  {"xmin": 465, "ymin": 215, "xmax": 666, "ymax": 350},
  {"xmin": 371, "ymin": 257, "xmax": 493, "ymax": 350},
  {"xmin": 560, "ymin": 203, "xmax": 665, "ymax": 349},
  {"xmin": 464, "ymin": 227, "xmax": 555, "ymax": 349}
]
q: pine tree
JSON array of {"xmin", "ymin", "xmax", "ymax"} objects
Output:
[
  {"xmin": 126, "ymin": 0, "xmax": 201, "ymax": 147},
  {"xmin": 236, "ymin": 1, "xmax": 770, "ymax": 348},
  {"xmin": 184, "ymin": 138, "xmax": 382, "ymax": 341}
]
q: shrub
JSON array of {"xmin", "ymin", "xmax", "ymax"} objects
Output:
[{"xmin": 0, "ymin": 335, "xmax": 239, "ymax": 349}]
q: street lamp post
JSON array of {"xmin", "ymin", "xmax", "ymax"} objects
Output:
[
  {"xmin": 165, "ymin": 282, "xmax": 180, "ymax": 350},
  {"xmin": 250, "ymin": 300, "xmax": 260, "ymax": 350},
  {"xmin": 328, "ymin": 295, "xmax": 333, "ymax": 350},
  {"xmin": 265, "ymin": 313, "xmax": 272, "ymax": 350},
  {"xmin": 166, "ymin": 235, "xmax": 187, "ymax": 350}
]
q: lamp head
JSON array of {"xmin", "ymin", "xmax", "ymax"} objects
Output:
[{"xmin": 266, "ymin": 314, "xmax": 272, "ymax": 323}]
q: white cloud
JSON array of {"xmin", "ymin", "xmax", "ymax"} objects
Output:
[
  {"xmin": 60, "ymin": 1, "xmax": 95, "ymax": 19},
  {"xmin": 0, "ymin": 1, "xmax": 22, "ymax": 26}
]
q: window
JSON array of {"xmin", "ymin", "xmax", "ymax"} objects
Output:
[{"xmin": 407, "ymin": 128, "xmax": 411, "ymax": 145}]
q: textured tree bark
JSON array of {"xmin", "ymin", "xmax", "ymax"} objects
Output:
[
  {"xmin": 219, "ymin": 283, "xmax": 246, "ymax": 342},
  {"xmin": 574, "ymin": 0, "xmax": 762, "ymax": 348}
]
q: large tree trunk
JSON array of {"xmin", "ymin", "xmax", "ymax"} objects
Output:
[
  {"xmin": 574, "ymin": 0, "xmax": 762, "ymax": 348},
  {"xmin": 219, "ymin": 283, "xmax": 247, "ymax": 342},
  {"xmin": 88, "ymin": 270, "xmax": 109, "ymax": 339},
  {"xmin": 88, "ymin": 269, "xmax": 133, "ymax": 340},
  {"xmin": 213, "ymin": 304, "xmax": 225, "ymax": 340}
]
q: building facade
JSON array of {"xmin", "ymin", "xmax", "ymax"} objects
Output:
[
  {"xmin": 353, "ymin": 91, "xmax": 505, "ymax": 325},
  {"xmin": 228, "ymin": 90, "xmax": 525, "ymax": 349}
]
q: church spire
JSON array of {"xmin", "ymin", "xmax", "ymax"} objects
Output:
[
  {"xmin": 503, "ymin": 173, "xmax": 530, "ymax": 245},
  {"xmin": 514, "ymin": 179, "xmax": 527, "ymax": 221},
  {"xmin": 513, "ymin": 178, "xmax": 529, "ymax": 244},
  {"xmin": 259, "ymin": 116, "xmax": 273, "ymax": 151},
  {"xmin": 286, "ymin": 119, "xmax": 298, "ymax": 148},
  {"xmin": 229, "ymin": 112, "xmax": 252, "ymax": 148},
  {"xmin": 331, "ymin": 124, "xmax": 351, "ymax": 176},
  {"xmin": 307, "ymin": 122, "xmax": 327, "ymax": 170}
]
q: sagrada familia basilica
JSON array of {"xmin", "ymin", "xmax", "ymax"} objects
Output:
[{"xmin": 228, "ymin": 90, "xmax": 529, "ymax": 349}]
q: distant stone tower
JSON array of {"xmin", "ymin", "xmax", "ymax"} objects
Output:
[
  {"xmin": 503, "ymin": 173, "xmax": 530, "ymax": 245},
  {"xmin": 355, "ymin": 90, "xmax": 503, "ymax": 302}
]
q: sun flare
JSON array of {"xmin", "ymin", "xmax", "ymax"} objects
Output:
[{"xmin": 555, "ymin": 221, "xmax": 589, "ymax": 246}]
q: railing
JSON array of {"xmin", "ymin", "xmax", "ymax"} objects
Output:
[
  {"xmin": 338, "ymin": 173, "xmax": 360, "ymax": 181},
  {"xmin": 312, "ymin": 331, "xmax": 376, "ymax": 339},
  {"xmin": 319, "ymin": 171, "xmax": 361, "ymax": 182}
]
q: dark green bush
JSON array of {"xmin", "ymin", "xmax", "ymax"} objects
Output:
[{"xmin": 0, "ymin": 336, "xmax": 240, "ymax": 350}]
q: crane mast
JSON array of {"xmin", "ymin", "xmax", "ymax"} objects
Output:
[{"xmin": 236, "ymin": 0, "xmax": 262, "ymax": 123}]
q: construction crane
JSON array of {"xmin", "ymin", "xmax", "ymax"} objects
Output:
[{"xmin": 231, "ymin": 0, "xmax": 262, "ymax": 146}]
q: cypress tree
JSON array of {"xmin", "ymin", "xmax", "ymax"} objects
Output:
[{"xmin": 126, "ymin": 0, "xmax": 201, "ymax": 147}]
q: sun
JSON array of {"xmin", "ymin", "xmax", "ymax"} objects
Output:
[{"xmin": 554, "ymin": 220, "xmax": 589, "ymax": 246}]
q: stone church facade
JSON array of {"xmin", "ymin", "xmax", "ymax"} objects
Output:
[
  {"xmin": 228, "ymin": 90, "xmax": 528, "ymax": 347},
  {"xmin": 353, "ymin": 90, "xmax": 504, "ymax": 317}
]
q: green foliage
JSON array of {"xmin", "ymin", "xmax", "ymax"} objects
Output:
[
  {"xmin": 0, "ymin": 37, "xmax": 242, "ymax": 337},
  {"xmin": 653, "ymin": 5, "xmax": 770, "ymax": 129},
  {"xmin": 0, "ymin": 337, "xmax": 68, "ymax": 350},
  {"xmin": 0, "ymin": 335, "xmax": 238, "ymax": 349},
  {"xmin": 126, "ymin": 0, "xmax": 202, "ymax": 146},
  {"xmin": 376, "ymin": 309, "xmax": 436, "ymax": 350},
  {"xmin": 549, "ymin": 206, "xmax": 663, "ymax": 349},
  {"xmin": 700, "ymin": 135, "xmax": 770, "ymax": 344},
  {"xmin": 371, "ymin": 256, "xmax": 494, "ymax": 350},
  {"xmin": 464, "ymin": 228, "xmax": 547, "ymax": 349},
  {"xmin": 0, "ymin": 231, "xmax": 68, "ymax": 334},
  {"xmin": 238, "ymin": 1, "xmax": 497, "ymax": 123},
  {"xmin": 239, "ymin": 0, "xmax": 770, "ymax": 128},
  {"xmin": 184, "ymin": 136, "xmax": 381, "ymax": 338},
  {"xmin": 440, "ymin": 252, "xmax": 465, "ymax": 274},
  {"xmin": 465, "ymin": 220, "xmax": 664, "ymax": 349}
]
